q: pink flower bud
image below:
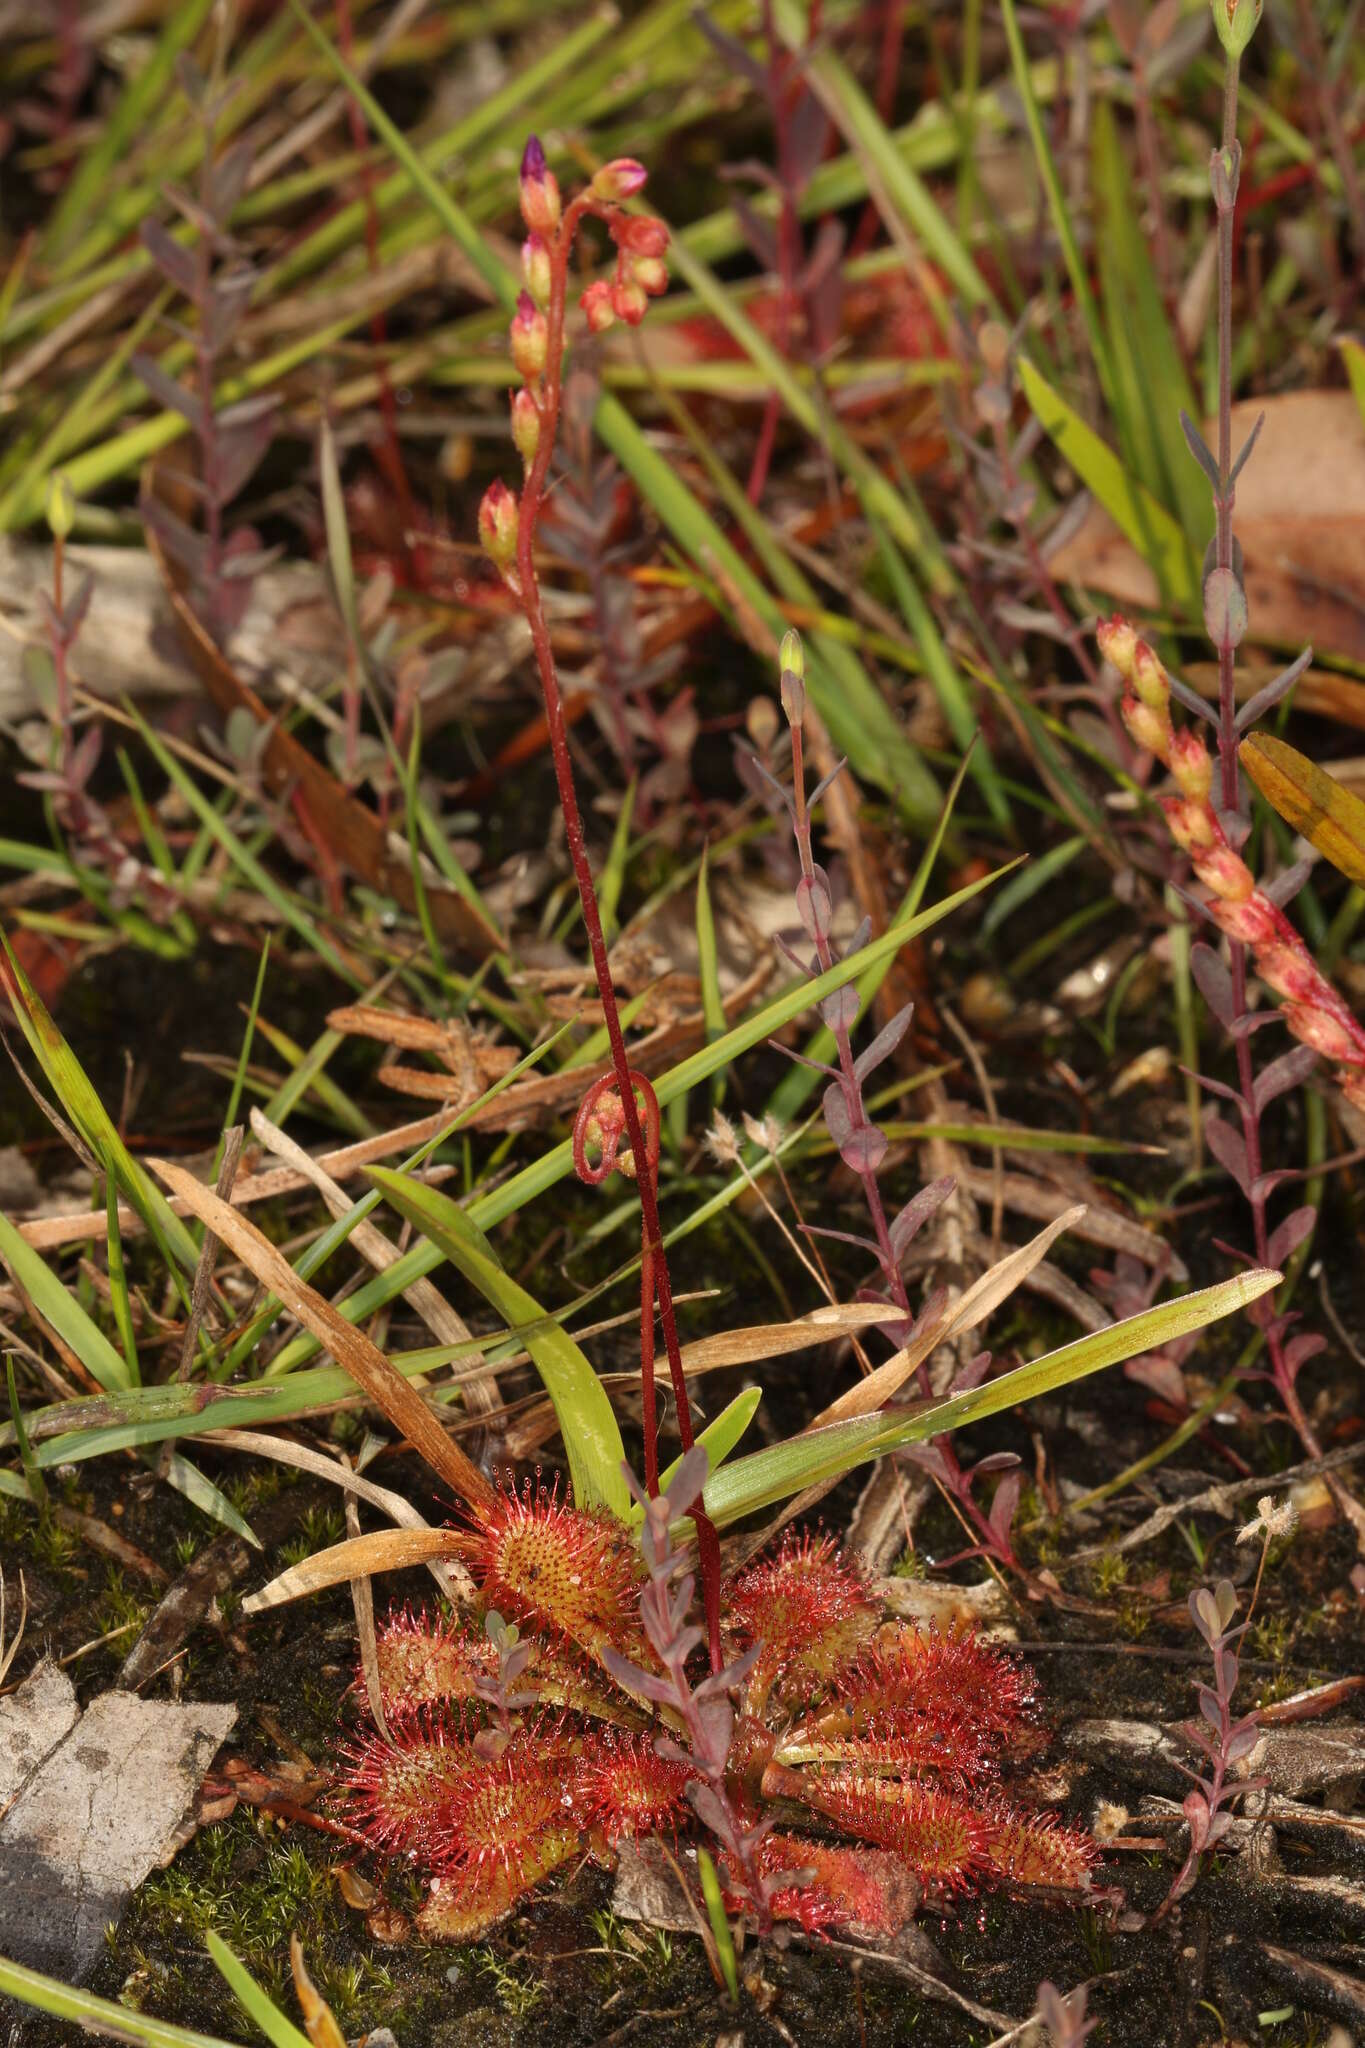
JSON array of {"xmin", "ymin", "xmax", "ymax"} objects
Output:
[
  {"xmin": 519, "ymin": 135, "xmax": 561, "ymax": 235},
  {"xmin": 592, "ymin": 158, "xmax": 648, "ymax": 202},
  {"xmin": 510, "ymin": 290, "xmax": 548, "ymax": 379},
  {"xmin": 511, "ymin": 388, "xmax": 540, "ymax": 464},
  {"xmin": 1207, "ymin": 895, "xmax": 1278, "ymax": 946},
  {"xmin": 630, "ymin": 256, "xmax": 668, "ymax": 296},
  {"xmin": 1169, "ymin": 728, "xmax": 1213, "ymax": 801},
  {"xmin": 580, "ymin": 279, "xmax": 616, "ymax": 333},
  {"xmin": 1162, "ymin": 795, "xmax": 1216, "ymax": 854},
  {"xmin": 1131, "ymin": 640, "xmax": 1170, "ymax": 711},
  {"xmin": 1255, "ymin": 942, "xmax": 1318, "ymax": 1005},
  {"xmin": 1192, "ymin": 845, "xmax": 1254, "ymax": 904},
  {"xmin": 1122, "ymin": 694, "xmax": 1170, "ymax": 759},
  {"xmin": 478, "ymin": 479, "xmax": 519, "ymax": 570},
  {"xmin": 611, "ymin": 278, "xmax": 648, "ymax": 326},
  {"xmin": 1096, "ymin": 614, "xmax": 1138, "ymax": 680},
  {"xmin": 1283, "ymin": 1001, "xmax": 1359, "ymax": 1064},
  {"xmin": 521, "ymin": 233, "xmax": 551, "ymax": 307},
  {"xmin": 615, "ymin": 216, "xmax": 669, "ymax": 256}
]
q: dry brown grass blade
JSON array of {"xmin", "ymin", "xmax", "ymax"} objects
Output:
[
  {"xmin": 17, "ymin": 1109, "xmax": 460, "ymax": 1252},
  {"xmin": 242, "ymin": 1527, "xmax": 465, "ymax": 1613},
  {"xmin": 810, "ymin": 1205, "xmax": 1087, "ymax": 1428},
  {"xmin": 248, "ymin": 1105, "xmax": 499, "ymax": 1419},
  {"xmin": 149, "ymin": 1156, "xmax": 496, "ymax": 1515},
  {"xmin": 289, "ymin": 1936, "xmax": 348, "ymax": 2048},
  {"xmin": 676, "ymin": 1302, "xmax": 908, "ymax": 1375}
]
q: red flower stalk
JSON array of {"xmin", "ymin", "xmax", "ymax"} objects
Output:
[{"xmin": 477, "ymin": 137, "xmax": 721, "ymax": 1665}]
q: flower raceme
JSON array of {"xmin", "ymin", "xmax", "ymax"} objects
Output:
[{"xmin": 1101, "ymin": 615, "xmax": 1365, "ymax": 1109}]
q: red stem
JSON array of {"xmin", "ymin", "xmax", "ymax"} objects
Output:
[{"xmin": 513, "ymin": 191, "xmax": 721, "ymax": 1665}]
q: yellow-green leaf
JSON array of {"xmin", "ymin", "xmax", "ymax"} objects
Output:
[{"xmin": 1240, "ymin": 734, "xmax": 1365, "ymax": 886}]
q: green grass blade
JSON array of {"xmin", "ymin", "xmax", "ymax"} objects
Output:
[
  {"xmin": 647, "ymin": 1386, "xmax": 762, "ymax": 1519},
  {"xmin": 1018, "ymin": 358, "xmax": 1198, "ymax": 610},
  {"xmin": 365, "ymin": 1168, "xmax": 630, "ymax": 1517},
  {"xmin": 997, "ymin": 0, "xmax": 1115, "ymax": 409},
  {"xmin": 1092, "ymin": 103, "xmax": 1207, "ymax": 543},
  {"xmin": 700, "ymin": 1268, "xmax": 1280, "ymax": 1525},
  {"xmin": 0, "ymin": 936, "xmax": 199, "ymax": 1275},
  {"xmin": 206, "ymin": 1932, "xmax": 313, "ymax": 2048},
  {"xmin": 771, "ymin": 0, "xmax": 990, "ymax": 315},
  {"xmin": 0, "ymin": 1951, "xmax": 247, "ymax": 2048},
  {"xmin": 161, "ymin": 1451, "xmax": 261, "ymax": 1548},
  {"xmin": 104, "ymin": 1179, "xmax": 140, "ymax": 1385}
]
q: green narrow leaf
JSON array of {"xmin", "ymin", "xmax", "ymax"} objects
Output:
[
  {"xmin": 0, "ymin": 1206, "xmax": 136, "ymax": 1394},
  {"xmin": 699, "ymin": 1268, "xmax": 1280, "ymax": 1525},
  {"xmin": 1, "ymin": 936, "xmax": 200, "ymax": 1275},
  {"xmin": 160, "ymin": 1451, "xmax": 261, "ymax": 1548},
  {"xmin": 207, "ymin": 1932, "xmax": 313, "ymax": 2048},
  {"xmin": 981, "ymin": 833, "xmax": 1084, "ymax": 940},
  {"xmin": 1341, "ymin": 336, "xmax": 1365, "ymax": 430},
  {"xmin": 1092, "ymin": 102, "xmax": 1207, "ymax": 542},
  {"xmin": 364, "ymin": 1168, "xmax": 630, "ymax": 1517},
  {"xmin": 646, "ymin": 1386, "xmax": 763, "ymax": 1518},
  {"xmin": 0, "ymin": 1950, "xmax": 246, "ymax": 2048},
  {"xmin": 105, "ymin": 1180, "xmax": 140, "ymax": 1385},
  {"xmin": 696, "ymin": 1846, "xmax": 740, "ymax": 2002},
  {"xmin": 1018, "ymin": 357, "xmax": 1198, "ymax": 610},
  {"xmin": 318, "ymin": 416, "xmax": 359, "ymax": 645},
  {"xmin": 997, "ymin": 0, "xmax": 1115, "ymax": 411}
]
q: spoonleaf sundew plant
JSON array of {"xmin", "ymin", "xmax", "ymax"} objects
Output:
[{"xmin": 337, "ymin": 1452, "xmax": 1097, "ymax": 1942}]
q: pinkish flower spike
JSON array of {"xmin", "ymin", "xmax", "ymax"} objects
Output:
[
  {"xmin": 519, "ymin": 135, "xmax": 561, "ymax": 235},
  {"xmin": 1096, "ymin": 613, "xmax": 1138, "ymax": 680},
  {"xmin": 1283, "ymin": 1002, "xmax": 1358, "ymax": 1062},
  {"xmin": 580, "ymin": 279, "xmax": 616, "ymax": 333},
  {"xmin": 611, "ymin": 278, "xmax": 649, "ymax": 326},
  {"xmin": 510, "ymin": 291, "xmax": 549, "ymax": 380},
  {"xmin": 592, "ymin": 157, "xmax": 648, "ymax": 201},
  {"xmin": 521, "ymin": 233, "xmax": 551, "ymax": 307}
]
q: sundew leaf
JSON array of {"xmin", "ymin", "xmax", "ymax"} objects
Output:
[
  {"xmin": 0, "ymin": 1211, "xmax": 133, "ymax": 1394},
  {"xmin": 698, "ymin": 1268, "xmax": 1280, "ymax": 1526},
  {"xmin": 366, "ymin": 1169, "xmax": 630, "ymax": 1519},
  {"xmin": 1018, "ymin": 358, "xmax": 1198, "ymax": 611},
  {"xmin": 1240, "ymin": 734, "xmax": 1365, "ymax": 887}
]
